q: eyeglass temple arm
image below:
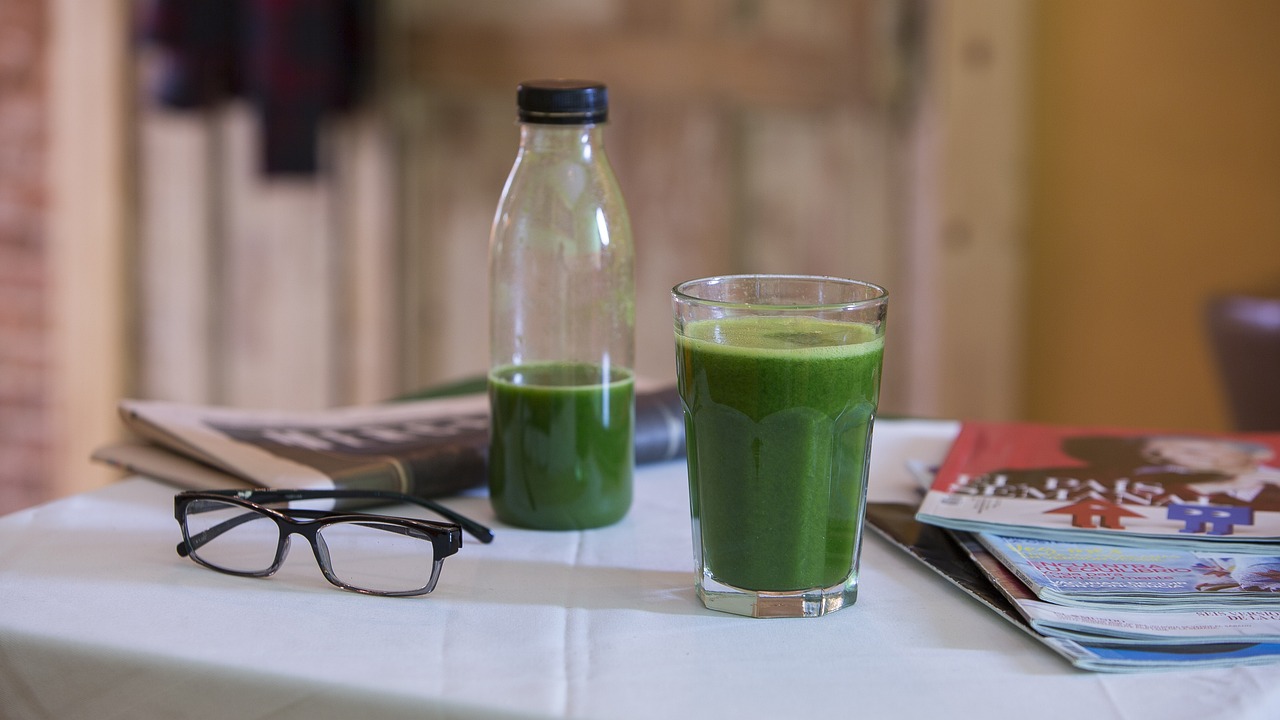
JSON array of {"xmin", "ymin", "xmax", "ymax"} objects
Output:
[
  {"xmin": 345, "ymin": 517, "xmax": 463, "ymax": 556},
  {"xmin": 176, "ymin": 508, "xmax": 261, "ymax": 558},
  {"xmin": 243, "ymin": 489, "xmax": 495, "ymax": 544}
]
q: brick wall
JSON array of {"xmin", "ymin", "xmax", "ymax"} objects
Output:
[{"xmin": 0, "ymin": 0, "xmax": 49, "ymax": 515}]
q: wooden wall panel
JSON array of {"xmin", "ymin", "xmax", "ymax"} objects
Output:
[
  {"xmin": 138, "ymin": 104, "xmax": 390, "ymax": 412},
  {"xmin": 739, "ymin": 109, "xmax": 894, "ymax": 283},
  {"xmin": 30, "ymin": 0, "xmax": 1030, "ymax": 513},
  {"xmin": 385, "ymin": 0, "xmax": 917, "ymax": 396},
  {"xmin": 123, "ymin": 0, "xmax": 1030, "ymax": 445},
  {"xmin": 609, "ymin": 102, "xmax": 736, "ymax": 381},
  {"xmin": 396, "ymin": 97, "xmax": 513, "ymax": 389},
  {"xmin": 333, "ymin": 111, "xmax": 401, "ymax": 405},
  {"xmin": 137, "ymin": 110, "xmax": 216, "ymax": 404},
  {"xmin": 216, "ymin": 107, "xmax": 339, "ymax": 411}
]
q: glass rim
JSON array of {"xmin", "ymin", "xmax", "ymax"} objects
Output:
[{"xmin": 671, "ymin": 274, "xmax": 888, "ymax": 311}]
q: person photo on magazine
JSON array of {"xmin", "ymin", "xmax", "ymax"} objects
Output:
[
  {"xmin": 981, "ymin": 433, "xmax": 1280, "ymax": 511},
  {"xmin": 1145, "ymin": 436, "xmax": 1280, "ymax": 508}
]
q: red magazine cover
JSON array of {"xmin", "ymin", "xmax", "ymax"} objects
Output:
[{"xmin": 915, "ymin": 422, "xmax": 1280, "ymax": 552}]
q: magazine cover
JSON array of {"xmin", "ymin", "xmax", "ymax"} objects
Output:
[
  {"xmin": 953, "ymin": 531, "xmax": 1280, "ymax": 646},
  {"xmin": 915, "ymin": 422, "xmax": 1280, "ymax": 552},
  {"xmin": 976, "ymin": 532, "xmax": 1280, "ymax": 609}
]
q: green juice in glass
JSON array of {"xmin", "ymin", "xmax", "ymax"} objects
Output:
[
  {"xmin": 488, "ymin": 362, "xmax": 634, "ymax": 530},
  {"xmin": 676, "ymin": 315, "xmax": 883, "ymax": 592}
]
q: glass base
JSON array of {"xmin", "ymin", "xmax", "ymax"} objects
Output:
[{"xmin": 696, "ymin": 571, "xmax": 858, "ymax": 618}]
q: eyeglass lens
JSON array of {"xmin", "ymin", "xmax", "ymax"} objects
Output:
[
  {"xmin": 182, "ymin": 499, "xmax": 442, "ymax": 595},
  {"xmin": 184, "ymin": 499, "xmax": 281, "ymax": 573},
  {"xmin": 318, "ymin": 520, "xmax": 440, "ymax": 594}
]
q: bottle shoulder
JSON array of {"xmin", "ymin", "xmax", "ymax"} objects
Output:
[{"xmin": 493, "ymin": 159, "xmax": 632, "ymax": 250}]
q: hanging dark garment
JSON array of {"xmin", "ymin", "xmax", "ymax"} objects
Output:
[{"xmin": 143, "ymin": 0, "xmax": 373, "ymax": 176}]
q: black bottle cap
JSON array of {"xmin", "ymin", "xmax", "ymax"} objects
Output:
[{"xmin": 516, "ymin": 80, "xmax": 608, "ymax": 124}]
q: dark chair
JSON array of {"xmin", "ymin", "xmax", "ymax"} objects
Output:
[{"xmin": 1206, "ymin": 294, "xmax": 1280, "ymax": 431}]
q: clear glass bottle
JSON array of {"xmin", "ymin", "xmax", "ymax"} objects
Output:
[{"xmin": 487, "ymin": 80, "xmax": 634, "ymax": 530}]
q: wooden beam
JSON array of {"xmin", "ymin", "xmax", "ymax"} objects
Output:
[
  {"xmin": 47, "ymin": 0, "xmax": 134, "ymax": 497},
  {"xmin": 900, "ymin": 0, "xmax": 1030, "ymax": 420},
  {"xmin": 395, "ymin": 26, "xmax": 872, "ymax": 109}
]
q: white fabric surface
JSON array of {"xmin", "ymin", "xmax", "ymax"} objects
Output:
[{"xmin": 3, "ymin": 419, "xmax": 1280, "ymax": 720}]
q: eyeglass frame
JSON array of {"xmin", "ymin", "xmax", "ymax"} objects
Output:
[{"xmin": 173, "ymin": 488, "xmax": 494, "ymax": 597}]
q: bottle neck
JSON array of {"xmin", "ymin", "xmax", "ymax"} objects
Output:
[{"xmin": 518, "ymin": 122, "xmax": 606, "ymax": 157}]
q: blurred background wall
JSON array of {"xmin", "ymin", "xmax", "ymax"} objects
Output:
[
  {"xmin": 1, "ymin": 0, "xmax": 1278, "ymax": 514},
  {"xmin": 1026, "ymin": 0, "xmax": 1280, "ymax": 430},
  {"xmin": 0, "ymin": 0, "xmax": 48, "ymax": 513}
]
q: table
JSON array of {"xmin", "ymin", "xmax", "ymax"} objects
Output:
[{"xmin": 3, "ymin": 419, "xmax": 1280, "ymax": 720}]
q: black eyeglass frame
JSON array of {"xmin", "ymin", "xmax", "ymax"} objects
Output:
[{"xmin": 174, "ymin": 488, "xmax": 494, "ymax": 597}]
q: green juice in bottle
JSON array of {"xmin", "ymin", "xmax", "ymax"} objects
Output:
[{"xmin": 487, "ymin": 80, "xmax": 635, "ymax": 530}]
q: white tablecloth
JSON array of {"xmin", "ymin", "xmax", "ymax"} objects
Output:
[{"xmin": 3, "ymin": 419, "xmax": 1279, "ymax": 720}]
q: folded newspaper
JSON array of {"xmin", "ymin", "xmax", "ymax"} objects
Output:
[{"xmin": 92, "ymin": 383, "xmax": 686, "ymax": 498}]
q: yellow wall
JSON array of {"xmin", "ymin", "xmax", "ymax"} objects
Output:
[{"xmin": 1027, "ymin": 0, "xmax": 1280, "ymax": 431}]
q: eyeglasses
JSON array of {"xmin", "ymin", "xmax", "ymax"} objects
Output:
[{"xmin": 174, "ymin": 489, "xmax": 494, "ymax": 597}]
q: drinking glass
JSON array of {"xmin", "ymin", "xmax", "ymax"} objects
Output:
[{"xmin": 672, "ymin": 274, "xmax": 888, "ymax": 617}]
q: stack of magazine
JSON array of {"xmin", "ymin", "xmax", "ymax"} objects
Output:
[{"xmin": 868, "ymin": 421, "xmax": 1280, "ymax": 672}]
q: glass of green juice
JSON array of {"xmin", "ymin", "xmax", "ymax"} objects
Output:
[{"xmin": 672, "ymin": 274, "xmax": 887, "ymax": 618}]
